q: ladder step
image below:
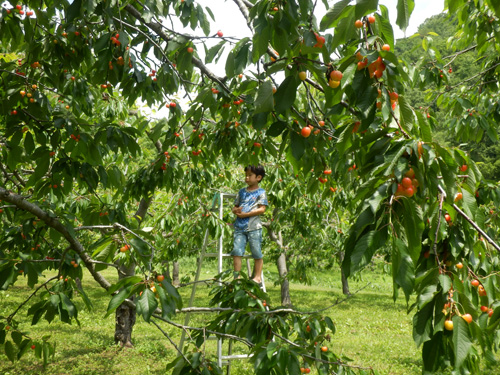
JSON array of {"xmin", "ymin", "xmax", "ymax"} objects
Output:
[
  {"xmin": 203, "ymin": 253, "xmax": 254, "ymax": 259},
  {"xmin": 221, "ymin": 354, "xmax": 252, "ymax": 360}
]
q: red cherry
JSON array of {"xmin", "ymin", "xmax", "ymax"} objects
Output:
[
  {"xmin": 404, "ymin": 186, "xmax": 414, "ymax": 197},
  {"xmin": 330, "ymin": 70, "xmax": 343, "ymax": 81},
  {"xmin": 401, "ymin": 177, "xmax": 412, "ymax": 188},
  {"xmin": 301, "ymin": 127, "xmax": 311, "ymax": 138}
]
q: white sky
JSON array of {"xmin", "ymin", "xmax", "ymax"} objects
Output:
[
  {"xmin": 195, "ymin": 0, "xmax": 446, "ymax": 40},
  {"xmin": 188, "ymin": 0, "xmax": 445, "ymax": 76},
  {"xmin": 150, "ymin": 0, "xmax": 445, "ymax": 115}
]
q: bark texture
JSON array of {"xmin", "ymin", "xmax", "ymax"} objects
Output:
[
  {"xmin": 276, "ymin": 252, "xmax": 291, "ymax": 306},
  {"xmin": 263, "ymin": 221, "xmax": 292, "ymax": 306},
  {"xmin": 172, "ymin": 261, "xmax": 180, "ymax": 286},
  {"xmin": 114, "ymin": 262, "xmax": 136, "ymax": 347},
  {"xmin": 338, "ymin": 251, "xmax": 351, "ymax": 295}
]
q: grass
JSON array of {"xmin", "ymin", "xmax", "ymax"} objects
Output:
[{"xmin": 0, "ymin": 258, "xmax": 498, "ymax": 375}]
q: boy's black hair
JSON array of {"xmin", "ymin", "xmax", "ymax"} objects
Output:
[{"xmin": 244, "ymin": 165, "xmax": 265, "ymax": 180}]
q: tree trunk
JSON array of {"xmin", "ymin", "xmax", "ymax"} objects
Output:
[
  {"xmin": 172, "ymin": 261, "xmax": 180, "ymax": 286},
  {"xmin": 338, "ymin": 251, "xmax": 351, "ymax": 295},
  {"xmin": 276, "ymin": 252, "xmax": 292, "ymax": 306},
  {"xmin": 263, "ymin": 219, "xmax": 292, "ymax": 307},
  {"xmin": 114, "ymin": 197, "xmax": 151, "ymax": 347},
  {"xmin": 114, "ymin": 262, "xmax": 136, "ymax": 347}
]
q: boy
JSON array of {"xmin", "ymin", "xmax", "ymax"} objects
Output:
[{"xmin": 231, "ymin": 165, "xmax": 268, "ymax": 284}]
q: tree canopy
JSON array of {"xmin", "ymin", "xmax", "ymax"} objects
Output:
[{"xmin": 2, "ymin": 0, "xmax": 500, "ymax": 373}]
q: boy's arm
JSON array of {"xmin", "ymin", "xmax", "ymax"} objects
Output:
[{"xmin": 235, "ymin": 204, "xmax": 266, "ymax": 218}]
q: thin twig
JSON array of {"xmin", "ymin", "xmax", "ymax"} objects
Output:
[
  {"xmin": 150, "ymin": 318, "xmax": 192, "ymax": 365},
  {"xmin": 438, "ymin": 185, "xmax": 500, "ymax": 252},
  {"xmin": 7, "ymin": 276, "xmax": 58, "ymax": 322},
  {"xmin": 152, "ymin": 314, "xmax": 254, "ymax": 347}
]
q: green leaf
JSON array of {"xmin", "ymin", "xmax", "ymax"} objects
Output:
[
  {"xmin": 34, "ymin": 154, "xmax": 50, "ymax": 180},
  {"xmin": 5, "ymin": 340, "xmax": 16, "ymax": 362},
  {"xmin": 355, "ymin": 0, "xmax": 378, "ymax": 20},
  {"xmin": 417, "ymin": 285, "xmax": 438, "ymax": 309},
  {"xmin": 398, "ymin": 96, "xmax": 415, "ymax": 132},
  {"xmin": 11, "ymin": 331, "xmax": 22, "ymax": 346},
  {"xmin": 160, "ymin": 279, "xmax": 182, "ymax": 309},
  {"xmin": 396, "ymin": 0, "xmax": 415, "ymax": 32},
  {"xmin": 59, "ymin": 292, "xmax": 77, "ymax": 320},
  {"xmin": 24, "ymin": 132, "xmax": 35, "ymax": 155},
  {"xmin": 266, "ymin": 121, "xmax": 287, "ymax": 137},
  {"xmin": 416, "ymin": 112, "xmax": 432, "ymax": 142},
  {"xmin": 378, "ymin": 12, "xmax": 394, "ymax": 48},
  {"xmin": 289, "ymin": 131, "xmax": 306, "ymax": 161},
  {"xmin": 254, "ymin": 81, "xmax": 274, "ymax": 114},
  {"xmin": 67, "ymin": 0, "xmax": 82, "ymax": 22},
  {"xmin": 225, "ymin": 51, "xmax": 235, "ymax": 78},
  {"xmin": 266, "ymin": 341, "xmax": 278, "ymax": 359},
  {"xmin": 156, "ymin": 283, "xmax": 175, "ymax": 318},
  {"xmin": 392, "ymin": 238, "xmax": 415, "ymax": 303},
  {"xmin": 413, "ymin": 302, "xmax": 433, "ymax": 347},
  {"xmin": 402, "ymin": 198, "xmax": 425, "ymax": 264},
  {"xmin": 129, "ymin": 238, "xmax": 152, "ymax": 260},
  {"xmin": 422, "ymin": 332, "xmax": 443, "ymax": 372},
  {"xmin": 453, "ymin": 315, "xmax": 472, "ymax": 368},
  {"xmin": 252, "ymin": 25, "xmax": 270, "ymax": 62},
  {"xmin": 137, "ymin": 288, "xmax": 158, "ymax": 323},
  {"xmin": 320, "ymin": 0, "xmax": 351, "ymax": 30},
  {"xmin": 286, "ymin": 351, "xmax": 301, "ymax": 374},
  {"xmin": 252, "ymin": 113, "xmax": 268, "ymax": 131},
  {"xmin": 105, "ymin": 285, "xmax": 133, "ymax": 317},
  {"xmin": 349, "ymin": 230, "xmax": 387, "ymax": 274},
  {"xmin": 107, "ymin": 276, "xmax": 143, "ymax": 295},
  {"xmin": 274, "ymin": 75, "xmax": 299, "ymax": 114},
  {"xmin": 205, "ymin": 41, "xmax": 225, "ymax": 64}
]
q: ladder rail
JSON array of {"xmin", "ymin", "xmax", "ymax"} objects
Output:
[
  {"xmin": 178, "ymin": 192, "xmax": 265, "ymax": 374},
  {"xmin": 178, "ymin": 228, "xmax": 211, "ymax": 351}
]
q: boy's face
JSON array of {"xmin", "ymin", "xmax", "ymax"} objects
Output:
[{"xmin": 245, "ymin": 170, "xmax": 261, "ymax": 186}]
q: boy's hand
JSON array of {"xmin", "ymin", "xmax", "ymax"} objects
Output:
[{"xmin": 232, "ymin": 206, "xmax": 242, "ymax": 215}]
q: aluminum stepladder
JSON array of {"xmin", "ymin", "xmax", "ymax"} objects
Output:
[{"xmin": 178, "ymin": 192, "xmax": 267, "ymax": 374}]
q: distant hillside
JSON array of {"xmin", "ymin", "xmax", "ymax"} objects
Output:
[{"xmin": 394, "ymin": 13, "xmax": 499, "ymax": 181}]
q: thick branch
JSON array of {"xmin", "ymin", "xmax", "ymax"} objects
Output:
[
  {"xmin": 0, "ymin": 187, "xmax": 112, "ymax": 291},
  {"xmin": 124, "ymin": 4, "xmax": 230, "ymax": 93}
]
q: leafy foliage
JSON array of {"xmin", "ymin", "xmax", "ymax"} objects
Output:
[{"xmin": 1, "ymin": 0, "xmax": 500, "ymax": 373}]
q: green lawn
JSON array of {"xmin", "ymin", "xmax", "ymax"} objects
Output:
[{"xmin": 0, "ymin": 258, "xmax": 498, "ymax": 374}]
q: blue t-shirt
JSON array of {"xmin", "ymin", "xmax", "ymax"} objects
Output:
[{"xmin": 234, "ymin": 187, "xmax": 268, "ymax": 231}]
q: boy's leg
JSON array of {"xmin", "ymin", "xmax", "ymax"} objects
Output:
[
  {"xmin": 252, "ymin": 258, "xmax": 263, "ymax": 283},
  {"xmin": 248, "ymin": 229, "xmax": 263, "ymax": 283},
  {"xmin": 233, "ymin": 256, "xmax": 242, "ymax": 272},
  {"xmin": 231, "ymin": 229, "xmax": 246, "ymax": 276}
]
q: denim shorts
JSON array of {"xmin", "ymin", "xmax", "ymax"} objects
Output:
[{"xmin": 231, "ymin": 228, "xmax": 263, "ymax": 259}]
